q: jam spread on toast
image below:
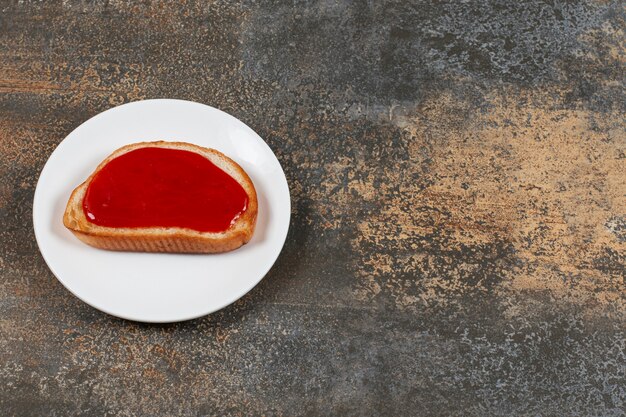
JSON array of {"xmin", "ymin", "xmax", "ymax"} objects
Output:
[{"xmin": 82, "ymin": 147, "xmax": 248, "ymax": 233}]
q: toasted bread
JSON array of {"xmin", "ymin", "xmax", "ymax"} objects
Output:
[{"xmin": 63, "ymin": 141, "xmax": 257, "ymax": 253}]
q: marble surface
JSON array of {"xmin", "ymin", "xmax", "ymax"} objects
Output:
[{"xmin": 0, "ymin": 1, "xmax": 624, "ymax": 415}]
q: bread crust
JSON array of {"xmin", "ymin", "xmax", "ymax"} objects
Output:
[{"xmin": 63, "ymin": 141, "xmax": 258, "ymax": 253}]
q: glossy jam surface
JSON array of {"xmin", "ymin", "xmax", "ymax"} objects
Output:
[{"xmin": 83, "ymin": 147, "xmax": 248, "ymax": 232}]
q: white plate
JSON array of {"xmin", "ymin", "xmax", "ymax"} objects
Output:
[{"xmin": 33, "ymin": 99, "xmax": 290, "ymax": 323}]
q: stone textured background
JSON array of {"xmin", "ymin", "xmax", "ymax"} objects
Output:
[{"xmin": 1, "ymin": 1, "xmax": 624, "ymax": 416}]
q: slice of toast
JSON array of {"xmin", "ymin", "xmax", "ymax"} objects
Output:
[{"xmin": 63, "ymin": 141, "xmax": 258, "ymax": 253}]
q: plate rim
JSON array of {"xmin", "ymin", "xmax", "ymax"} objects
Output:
[{"xmin": 32, "ymin": 98, "xmax": 290, "ymax": 323}]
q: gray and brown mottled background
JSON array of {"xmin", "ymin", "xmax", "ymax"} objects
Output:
[{"xmin": 1, "ymin": 1, "xmax": 624, "ymax": 416}]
